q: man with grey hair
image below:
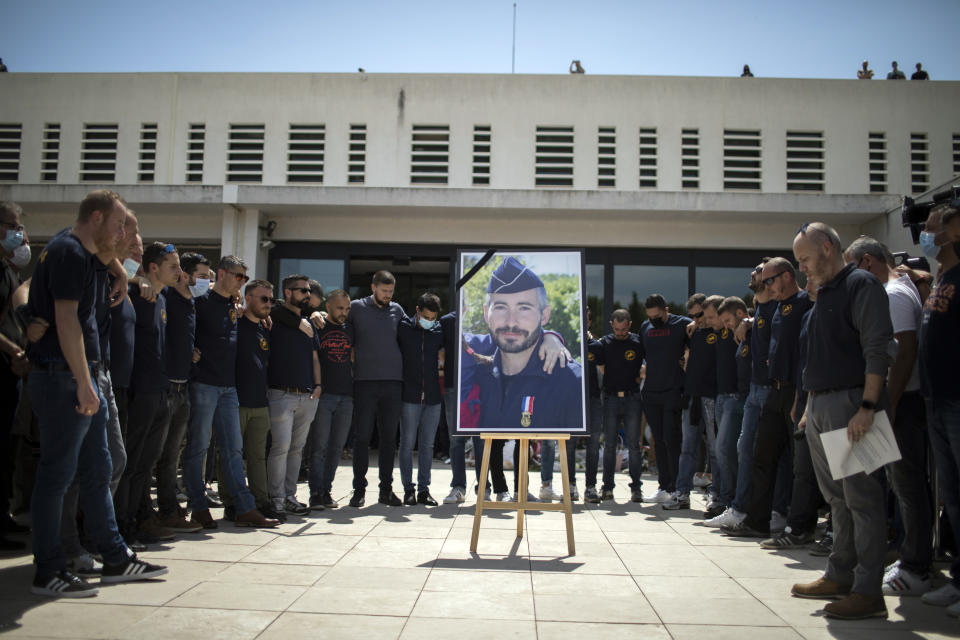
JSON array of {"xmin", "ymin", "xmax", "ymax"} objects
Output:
[
  {"xmin": 791, "ymin": 222, "xmax": 893, "ymax": 620},
  {"xmin": 845, "ymin": 235, "xmax": 930, "ymax": 596}
]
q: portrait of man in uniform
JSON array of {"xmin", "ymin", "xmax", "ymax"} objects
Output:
[{"xmin": 456, "ymin": 252, "xmax": 586, "ymax": 433}]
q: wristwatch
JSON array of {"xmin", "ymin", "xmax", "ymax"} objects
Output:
[{"xmin": 860, "ymin": 399, "xmax": 876, "ymax": 411}]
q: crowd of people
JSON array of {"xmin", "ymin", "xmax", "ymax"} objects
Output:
[{"xmin": 1, "ymin": 191, "xmax": 959, "ymax": 623}]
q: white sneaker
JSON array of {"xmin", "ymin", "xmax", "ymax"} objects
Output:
[
  {"xmin": 539, "ymin": 484, "xmax": 562, "ymax": 501},
  {"xmin": 882, "ymin": 567, "xmax": 931, "ymax": 596},
  {"xmin": 443, "ymin": 487, "xmax": 466, "ymax": 505},
  {"xmin": 703, "ymin": 507, "xmax": 746, "ymax": 528},
  {"xmin": 644, "ymin": 489, "xmax": 671, "ymax": 503},
  {"xmin": 921, "ymin": 582, "xmax": 960, "ymax": 606},
  {"xmin": 569, "ymin": 485, "xmax": 580, "ymax": 501},
  {"xmin": 883, "ymin": 559, "xmax": 901, "ymax": 581},
  {"xmin": 769, "ymin": 511, "xmax": 787, "ymax": 533},
  {"xmin": 496, "ymin": 491, "xmax": 513, "ymax": 502},
  {"xmin": 692, "ymin": 474, "xmax": 711, "ymax": 488}
]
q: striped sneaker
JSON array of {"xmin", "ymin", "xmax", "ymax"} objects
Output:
[
  {"xmin": 101, "ymin": 555, "xmax": 169, "ymax": 584},
  {"xmin": 31, "ymin": 569, "xmax": 99, "ymax": 598}
]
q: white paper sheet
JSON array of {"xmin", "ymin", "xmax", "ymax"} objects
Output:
[{"xmin": 820, "ymin": 410, "xmax": 902, "ymax": 481}]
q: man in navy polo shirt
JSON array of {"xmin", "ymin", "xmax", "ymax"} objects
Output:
[
  {"xmin": 26, "ymin": 190, "xmax": 166, "ymax": 597},
  {"xmin": 309, "ymin": 289, "xmax": 355, "ymax": 510},
  {"xmin": 723, "ymin": 257, "xmax": 812, "ymax": 537},
  {"xmin": 349, "ymin": 270, "xmax": 406, "ymax": 507},
  {"xmin": 155, "ymin": 252, "xmax": 208, "ymax": 533},
  {"xmin": 114, "ymin": 242, "xmax": 182, "ymax": 545},
  {"xmin": 640, "ymin": 294, "xmax": 690, "ymax": 503},
  {"xmin": 228, "ymin": 279, "xmax": 279, "ymax": 521},
  {"xmin": 670, "ymin": 293, "xmax": 718, "ymax": 511},
  {"xmin": 398, "ymin": 292, "xmax": 444, "ymax": 506},
  {"xmin": 595, "ymin": 308, "xmax": 644, "ymax": 502},
  {"xmin": 183, "ymin": 255, "xmax": 278, "ymax": 530},
  {"xmin": 267, "ymin": 274, "xmax": 322, "ymax": 516}
]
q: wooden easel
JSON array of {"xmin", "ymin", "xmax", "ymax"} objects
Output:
[{"xmin": 470, "ymin": 433, "xmax": 575, "ymax": 556}]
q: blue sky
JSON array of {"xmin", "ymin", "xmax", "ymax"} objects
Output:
[{"xmin": 5, "ymin": 0, "xmax": 960, "ymax": 79}]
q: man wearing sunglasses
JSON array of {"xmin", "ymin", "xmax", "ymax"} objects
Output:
[
  {"xmin": 183, "ymin": 255, "xmax": 278, "ymax": 529},
  {"xmin": 266, "ymin": 275, "xmax": 322, "ymax": 517},
  {"xmin": 723, "ymin": 257, "xmax": 811, "ymax": 538}
]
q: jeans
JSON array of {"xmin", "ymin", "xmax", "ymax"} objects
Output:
[
  {"xmin": 267, "ymin": 389, "xmax": 318, "ymax": 501},
  {"xmin": 115, "ymin": 390, "xmax": 170, "ymax": 528},
  {"xmin": 806, "ymin": 388, "xmax": 887, "ymax": 597},
  {"xmin": 540, "ymin": 437, "xmax": 576, "ymax": 486},
  {"xmin": 29, "ymin": 367, "xmax": 128, "ymax": 577},
  {"xmin": 309, "ymin": 393, "xmax": 354, "ymax": 494},
  {"xmin": 677, "ymin": 396, "xmax": 717, "ymax": 496},
  {"xmin": 602, "ymin": 392, "xmax": 643, "ymax": 491},
  {"xmin": 352, "ymin": 380, "xmax": 402, "ymax": 492},
  {"xmin": 926, "ymin": 397, "xmax": 960, "ymax": 586},
  {"xmin": 222, "ymin": 406, "xmax": 271, "ymax": 509},
  {"xmin": 156, "ymin": 383, "xmax": 190, "ymax": 517},
  {"xmin": 183, "ymin": 383, "xmax": 255, "ymax": 514},
  {"xmin": 643, "ymin": 389, "xmax": 683, "ymax": 493},
  {"xmin": 713, "ymin": 394, "xmax": 744, "ymax": 507},
  {"xmin": 399, "ymin": 402, "xmax": 441, "ymax": 492},
  {"xmin": 732, "ymin": 383, "xmax": 770, "ymax": 512},
  {"xmin": 444, "ymin": 387, "xmax": 483, "ymax": 491}
]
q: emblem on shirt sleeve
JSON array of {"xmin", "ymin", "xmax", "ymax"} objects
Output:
[
  {"xmin": 721, "ymin": 328, "xmax": 730, "ymax": 340},
  {"xmin": 740, "ymin": 344, "xmax": 749, "ymax": 357},
  {"xmin": 161, "ymin": 309, "xmax": 167, "ymax": 324},
  {"xmin": 587, "ymin": 352, "xmax": 595, "ymax": 361},
  {"xmin": 706, "ymin": 333, "xmax": 717, "ymax": 344},
  {"xmin": 782, "ymin": 304, "xmax": 793, "ymax": 316},
  {"xmin": 624, "ymin": 349, "xmax": 637, "ymax": 361},
  {"xmin": 521, "ymin": 396, "xmax": 534, "ymax": 427},
  {"xmin": 259, "ymin": 337, "xmax": 269, "ymax": 351},
  {"xmin": 757, "ymin": 317, "xmax": 766, "ymax": 328},
  {"xmin": 229, "ymin": 308, "xmax": 238, "ymax": 323}
]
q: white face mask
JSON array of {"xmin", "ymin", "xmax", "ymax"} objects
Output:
[
  {"xmin": 10, "ymin": 242, "xmax": 31, "ymax": 268},
  {"xmin": 122, "ymin": 258, "xmax": 141, "ymax": 279},
  {"xmin": 189, "ymin": 277, "xmax": 211, "ymax": 298}
]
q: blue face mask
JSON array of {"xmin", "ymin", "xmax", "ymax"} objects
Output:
[
  {"xmin": 919, "ymin": 231, "xmax": 941, "ymax": 259},
  {"xmin": 1, "ymin": 229, "xmax": 23, "ymax": 252},
  {"xmin": 122, "ymin": 258, "xmax": 140, "ymax": 279},
  {"xmin": 418, "ymin": 316, "xmax": 437, "ymax": 331},
  {"xmin": 189, "ymin": 278, "xmax": 211, "ymax": 298}
]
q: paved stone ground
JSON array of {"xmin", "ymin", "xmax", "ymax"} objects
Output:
[{"xmin": 0, "ymin": 460, "xmax": 957, "ymax": 639}]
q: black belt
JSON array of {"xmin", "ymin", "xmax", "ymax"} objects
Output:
[
  {"xmin": 603, "ymin": 390, "xmax": 637, "ymax": 398},
  {"xmin": 169, "ymin": 381, "xmax": 189, "ymax": 392},
  {"xmin": 809, "ymin": 385, "xmax": 862, "ymax": 397},
  {"xmin": 269, "ymin": 385, "xmax": 313, "ymax": 395}
]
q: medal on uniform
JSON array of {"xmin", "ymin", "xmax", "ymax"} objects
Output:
[{"xmin": 521, "ymin": 396, "xmax": 534, "ymax": 427}]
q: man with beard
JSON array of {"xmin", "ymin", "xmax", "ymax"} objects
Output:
[
  {"xmin": 26, "ymin": 190, "xmax": 167, "ymax": 597},
  {"xmin": 475, "ymin": 257, "xmax": 583, "ymax": 430},
  {"xmin": 349, "ymin": 270, "xmax": 406, "ymax": 507},
  {"xmin": 790, "ymin": 222, "xmax": 892, "ymax": 620},
  {"xmin": 266, "ymin": 275, "xmax": 322, "ymax": 516}
]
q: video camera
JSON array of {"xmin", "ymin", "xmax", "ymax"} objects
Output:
[
  {"xmin": 891, "ymin": 252, "xmax": 931, "ymax": 273},
  {"xmin": 902, "ymin": 185, "xmax": 960, "ymax": 244}
]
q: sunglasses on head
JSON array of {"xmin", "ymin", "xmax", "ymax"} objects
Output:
[{"xmin": 162, "ymin": 243, "xmax": 176, "ymax": 255}]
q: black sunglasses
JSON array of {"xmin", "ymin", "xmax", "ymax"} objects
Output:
[
  {"xmin": 762, "ymin": 271, "xmax": 789, "ymax": 287},
  {"xmin": 255, "ymin": 295, "xmax": 274, "ymax": 304},
  {"xmin": 290, "ymin": 287, "xmax": 311, "ymax": 294},
  {"xmin": 690, "ymin": 311, "xmax": 704, "ymax": 319}
]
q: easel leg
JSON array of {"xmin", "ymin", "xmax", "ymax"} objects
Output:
[
  {"xmin": 470, "ymin": 436, "xmax": 493, "ymax": 553},
  {"xmin": 558, "ymin": 438, "xmax": 576, "ymax": 556},
  {"xmin": 517, "ymin": 438, "xmax": 528, "ymax": 538}
]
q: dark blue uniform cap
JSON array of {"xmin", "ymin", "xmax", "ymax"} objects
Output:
[{"xmin": 487, "ymin": 257, "xmax": 545, "ymax": 294}]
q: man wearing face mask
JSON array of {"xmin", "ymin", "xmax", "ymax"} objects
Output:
[
  {"xmin": 154, "ymin": 252, "xmax": 209, "ymax": 534},
  {"xmin": 266, "ymin": 274, "xmax": 322, "ymax": 516},
  {"xmin": 397, "ymin": 292, "xmax": 444, "ymax": 506}
]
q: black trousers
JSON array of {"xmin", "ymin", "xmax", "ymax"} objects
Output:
[
  {"xmin": 744, "ymin": 384, "xmax": 795, "ymax": 533},
  {"xmin": 643, "ymin": 389, "xmax": 683, "ymax": 493},
  {"xmin": 0, "ymin": 365, "xmax": 19, "ymax": 520},
  {"xmin": 489, "ymin": 439, "xmax": 520, "ymax": 493},
  {"xmin": 114, "ymin": 390, "xmax": 170, "ymax": 528},
  {"xmin": 785, "ymin": 425, "xmax": 825, "ymax": 534},
  {"xmin": 352, "ymin": 380, "xmax": 402, "ymax": 492}
]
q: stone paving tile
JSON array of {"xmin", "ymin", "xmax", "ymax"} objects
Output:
[
  {"xmin": 258, "ymin": 612, "xmax": 406, "ymax": 640},
  {"xmin": 167, "ymin": 580, "xmax": 307, "ymax": 611}
]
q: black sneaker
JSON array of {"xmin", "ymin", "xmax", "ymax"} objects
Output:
[
  {"xmin": 584, "ymin": 487, "xmax": 601, "ymax": 504},
  {"xmin": 320, "ymin": 491, "xmax": 339, "ymax": 509},
  {"xmin": 101, "ymin": 554, "xmax": 169, "ymax": 584},
  {"xmin": 380, "ymin": 491, "xmax": 403, "ymax": 507},
  {"xmin": 600, "ymin": 489, "xmax": 615, "ymax": 501},
  {"xmin": 32, "ymin": 569, "xmax": 99, "ymax": 598},
  {"xmin": 720, "ymin": 521, "xmax": 768, "ymax": 538},
  {"xmin": 309, "ymin": 493, "xmax": 326, "ymax": 511},
  {"xmin": 704, "ymin": 504, "xmax": 726, "ymax": 520},
  {"xmin": 630, "ymin": 488, "xmax": 644, "ymax": 503},
  {"xmin": 809, "ymin": 532, "xmax": 833, "ymax": 556},
  {"xmin": 349, "ymin": 491, "xmax": 365, "ymax": 508},
  {"xmin": 417, "ymin": 491, "xmax": 438, "ymax": 507},
  {"xmin": 126, "ymin": 539, "xmax": 148, "ymax": 553},
  {"xmin": 403, "ymin": 489, "xmax": 417, "ymax": 506},
  {"xmin": 760, "ymin": 528, "xmax": 815, "ymax": 550},
  {"xmin": 223, "ymin": 505, "xmax": 236, "ymax": 522},
  {"xmin": 259, "ymin": 505, "xmax": 287, "ymax": 524}
]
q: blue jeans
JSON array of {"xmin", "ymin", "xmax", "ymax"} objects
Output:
[
  {"xmin": 29, "ymin": 367, "xmax": 128, "ymax": 577},
  {"xmin": 539, "ymin": 437, "xmax": 576, "ymax": 485},
  {"xmin": 927, "ymin": 397, "xmax": 960, "ymax": 586},
  {"xmin": 309, "ymin": 393, "xmax": 354, "ymax": 494},
  {"xmin": 732, "ymin": 383, "xmax": 770, "ymax": 512},
  {"xmin": 713, "ymin": 393, "xmax": 745, "ymax": 507},
  {"xmin": 183, "ymin": 383, "xmax": 255, "ymax": 514},
  {"xmin": 602, "ymin": 392, "xmax": 643, "ymax": 491},
  {"xmin": 400, "ymin": 402, "xmax": 441, "ymax": 492},
  {"xmin": 444, "ymin": 387, "xmax": 483, "ymax": 491},
  {"xmin": 677, "ymin": 396, "xmax": 717, "ymax": 496}
]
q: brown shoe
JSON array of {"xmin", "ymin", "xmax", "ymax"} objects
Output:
[
  {"xmin": 190, "ymin": 508, "xmax": 218, "ymax": 530},
  {"xmin": 158, "ymin": 513, "xmax": 203, "ymax": 533},
  {"xmin": 138, "ymin": 518, "xmax": 176, "ymax": 541},
  {"xmin": 823, "ymin": 593, "xmax": 888, "ymax": 620},
  {"xmin": 791, "ymin": 577, "xmax": 852, "ymax": 600},
  {"xmin": 235, "ymin": 508, "xmax": 280, "ymax": 529}
]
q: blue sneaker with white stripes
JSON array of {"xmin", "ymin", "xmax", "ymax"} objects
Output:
[
  {"xmin": 31, "ymin": 569, "xmax": 99, "ymax": 598},
  {"xmin": 100, "ymin": 555, "xmax": 168, "ymax": 584}
]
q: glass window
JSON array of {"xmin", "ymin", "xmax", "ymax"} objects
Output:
[
  {"xmin": 694, "ymin": 266, "xmax": 756, "ymax": 307},
  {"xmin": 277, "ymin": 258, "xmax": 345, "ymax": 295},
  {"xmin": 585, "ymin": 264, "xmax": 603, "ymax": 337},
  {"xmin": 613, "ymin": 265, "xmax": 689, "ymax": 322}
]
